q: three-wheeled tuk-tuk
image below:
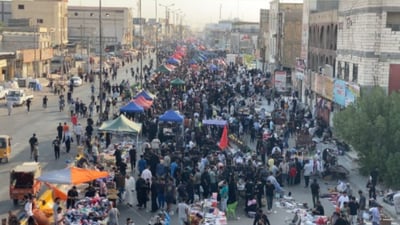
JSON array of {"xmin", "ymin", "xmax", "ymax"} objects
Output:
[
  {"xmin": 10, "ymin": 162, "xmax": 42, "ymax": 205},
  {"xmin": 0, "ymin": 135, "xmax": 11, "ymax": 162}
]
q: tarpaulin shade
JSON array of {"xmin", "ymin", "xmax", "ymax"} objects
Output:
[
  {"xmin": 37, "ymin": 167, "xmax": 109, "ymax": 185},
  {"xmin": 167, "ymin": 58, "xmax": 180, "ymax": 65},
  {"xmin": 159, "ymin": 110, "xmax": 184, "ymax": 123},
  {"xmin": 155, "ymin": 65, "xmax": 172, "ymax": 73},
  {"xmin": 133, "ymin": 96, "xmax": 153, "ymax": 109},
  {"xmin": 170, "ymin": 78, "xmax": 185, "ymax": 86},
  {"xmin": 99, "ymin": 114, "xmax": 142, "ymax": 133},
  {"xmin": 120, "ymin": 101, "xmax": 144, "ymax": 113},
  {"xmin": 134, "ymin": 90, "xmax": 156, "ymax": 100},
  {"xmin": 45, "ymin": 182, "xmax": 67, "ymax": 200},
  {"xmin": 202, "ymin": 119, "xmax": 227, "ymax": 126}
]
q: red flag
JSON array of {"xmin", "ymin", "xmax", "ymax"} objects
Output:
[{"xmin": 218, "ymin": 125, "xmax": 229, "ymax": 150}]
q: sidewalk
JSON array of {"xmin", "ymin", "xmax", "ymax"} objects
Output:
[
  {"xmin": 341, "ymin": 149, "xmax": 400, "ymax": 224},
  {"xmin": 237, "ymin": 97, "xmax": 400, "ymax": 224}
]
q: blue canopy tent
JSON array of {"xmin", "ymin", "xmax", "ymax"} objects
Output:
[
  {"xmin": 166, "ymin": 58, "xmax": 180, "ymax": 65},
  {"xmin": 159, "ymin": 110, "xmax": 184, "ymax": 123},
  {"xmin": 119, "ymin": 101, "xmax": 144, "ymax": 113},
  {"xmin": 158, "ymin": 110, "xmax": 184, "ymax": 144}
]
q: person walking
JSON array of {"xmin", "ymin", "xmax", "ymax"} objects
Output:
[
  {"xmin": 303, "ymin": 159, "xmax": 313, "ymax": 188},
  {"xmin": 369, "ymin": 205, "xmax": 382, "ymax": 225},
  {"xmin": 358, "ymin": 190, "xmax": 367, "ymax": 225},
  {"xmin": 7, "ymin": 101, "xmax": 13, "ymax": 116},
  {"xmin": 42, "ymin": 96, "xmax": 48, "ymax": 109},
  {"xmin": 52, "ymin": 136, "xmax": 61, "ymax": 160},
  {"xmin": 124, "ymin": 175, "xmax": 135, "ymax": 207},
  {"xmin": 129, "ymin": 146, "xmax": 137, "ymax": 173},
  {"xmin": 310, "ymin": 179, "xmax": 320, "ymax": 207},
  {"xmin": 57, "ymin": 123, "xmax": 63, "ymax": 140},
  {"xmin": 219, "ymin": 180, "xmax": 229, "ymax": 213},
  {"xmin": 265, "ymin": 180, "xmax": 275, "ymax": 213},
  {"xmin": 28, "ymin": 134, "xmax": 38, "ymax": 159},
  {"xmin": 178, "ymin": 198, "xmax": 190, "ymax": 225},
  {"xmin": 348, "ymin": 196, "xmax": 359, "ymax": 225},
  {"xmin": 106, "ymin": 203, "xmax": 120, "ymax": 225},
  {"xmin": 26, "ymin": 98, "xmax": 32, "ymax": 112},
  {"xmin": 63, "ymin": 133, "xmax": 72, "ymax": 153},
  {"xmin": 74, "ymin": 123, "xmax": 83, "ymax": 146}
]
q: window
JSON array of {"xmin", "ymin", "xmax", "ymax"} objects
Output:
[
  {"xmin": 337, "ymin": 61, "xmax": 342, "ymax": 79},
  {"xmin": 352, "ymin": 64, "xmax": 358, "ymax": 82},
  {"xmin": 37, "ymin": 18, "xmax": 43, "ymax": 24},
  {"xmin": 18, "ymin": 4, "xmax": 24, "ymax": 9},
  {"xmin": 344, "ymin": 62, "xmax": 350, "ymax": 81},
  {"xmin": 386, "ymin": 12, "xmax": 400, "ymax": 31}
]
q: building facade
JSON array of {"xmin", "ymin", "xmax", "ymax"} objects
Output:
[
  {"xmin": 68, "ymin": 6, "xmax": 133, "ymax": 53},
  {"xmin": 0, "ymin": 25, "xmax": 53, "ymax": 78},
  {"xmin": 0, "ymin": 1, "xmax": 11, "ymax": 26},
  {"xmin": 11, "ymin": 0, "xmax": 68, "ymax": 46},
  {"xmin": 269, "ymin": 0, "xmax": 303, "ymax": 93},
  {"xmin": 336, "ymin": 0, "xmax": 400, "ymax": 94},
  {"xmin": 259, "ymin": 9, "xmax": 269, "ymax": 72}
]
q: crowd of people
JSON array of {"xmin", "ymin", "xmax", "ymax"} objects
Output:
[{"xmin": 14, "ymin": 41, "xmax": 386, "ymax": 225}]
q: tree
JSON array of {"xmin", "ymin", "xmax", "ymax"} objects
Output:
[{"xmin": 333, "ymin": 87, "xmax": 400, "ymax": 188}]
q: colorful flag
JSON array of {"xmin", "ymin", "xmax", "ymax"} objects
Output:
[{"xmin": 218, "ymin": 125, "xmax": 229, "ymax": 150}]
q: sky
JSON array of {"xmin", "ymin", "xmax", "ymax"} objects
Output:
[{"xmin": 68, "ymin": 0, "xmax": 302, "ymax": 30}]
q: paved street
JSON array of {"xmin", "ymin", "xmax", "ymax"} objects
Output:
[{"xmin": 0, "ymin": 57, "xmax": 398, "ymax": 225}]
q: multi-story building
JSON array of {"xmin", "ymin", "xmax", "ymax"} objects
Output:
[
  {"xmin": 11, "ymin": 0, "xmax": 68, "ymax": 46},
  {"xmin": 203, "ymin": 21, "xmax": 232, "ymax": 51},
  {"xmin": 0, "ymin": 23, "xmax": 53, "ymax": 78},
  {"xmin": 259, "ymin": 9, "xmax": 269, "ymax": 72},
  {"xmin": 269, "ymin": 0, "xmax": 303, "ymax": 93},
  {"xmin": 336, "ymin": 0, "xmax": 400, "ymax": 94},
  {"xmin": 68, "ymin": 6, "xmax": 133, "ymax": 53},
  {"xmin": 231, "ymin": 21, "xmax": 259, "ymax": 56},
  {"xmin": 300, "ymin": 0, "xmax": 340, "ymax": 125},
  {"xmin": 0, "ymin": 1, "xmax": 12, "ymax": 26}
]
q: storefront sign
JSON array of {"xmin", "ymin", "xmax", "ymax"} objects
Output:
[
  {"xmin": 346, "ymin": 83, "xmax": 360, "ymax": 106},
  {"xmin": 314, "ymin": 74, "xmax": 324, "ymax": 96},
  {"xmin": 274, "ymin": 70, "xmax": 287, "ymax": 92},
  {"xmin": 323, "ymin": 76, "xmax": 334, "ymax": 101},
  {"xmin": 295, "ymin": 58, "xmax": 305, "ymax": 80},
  {"xmin": 333, "ymin": 79, "xmax": 346, "ymax": 106},
  {"xmin": 0, "ymin": 59, "xmax": 7, "ymax": 68}
]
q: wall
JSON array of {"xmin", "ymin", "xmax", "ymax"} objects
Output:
[
  {"xmin": 11, "ymin": 0, "xmax": 67, "ymax": 45},
  {"xmin": 336, "ymin": 0, "xmax": 400, "ymax": 90}
]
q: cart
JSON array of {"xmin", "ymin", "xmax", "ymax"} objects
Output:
[
  {"xmin": 0, "ymin": 135, "xmax": 11, "ymax": 163},
  {"xmin": 9, "ymin": 162, "xmax": 42, "ymax": 205},
  {"xmin": 296, "ymin": 130, "xmax": 314, "ymax": 150},
  {"xmin": 323, "ymin": 165, "xmax": 349, "ymax": 180}
]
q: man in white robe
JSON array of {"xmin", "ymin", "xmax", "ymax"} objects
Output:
[{"xmin": 124, "ymin": 175, "xmax": 136, "ymax": 207}]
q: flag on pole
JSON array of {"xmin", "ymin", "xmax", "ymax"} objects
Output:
[{"xmin": 218, "ymin": 125, "xmax": 229, "ymax": 150}]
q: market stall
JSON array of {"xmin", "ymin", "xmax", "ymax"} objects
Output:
[
  {"xmin": 158, "ymin": 110, "xmax": 184, "ymax": 143},
  {"xmin": 98, "ymin": 114, "xmax": 142, "ymax": 147}
]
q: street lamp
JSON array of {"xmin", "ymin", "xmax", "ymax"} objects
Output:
[
  {"xmin": 99, "ymin": 0, "xmax": 103, "ymax": 119},
  {"xmin": 159, "ymin": 3, "xmax": 174, "ymax": 37},
  {"xmin": 154, "ymin": 0, "xmax": 159, "ymax": 67},
  {"xmin": 139, "ymin": 0, "xmax": 143, "ymax": 88}
]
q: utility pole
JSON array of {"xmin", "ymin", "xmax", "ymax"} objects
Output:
[
  {"xmin": 155, "ymin": 0, "xmax": 158, "ymax": 67},
  {"xmin": 99, "ymin": 0, "xmax": 103, "ymax": 119},
  {"xmin": 139, "ymin": 0, "xmax": 143, "ymax": 88},
  {"xmin": 33, "ymin": 23, "xmax": 37, "ymax": 78}
]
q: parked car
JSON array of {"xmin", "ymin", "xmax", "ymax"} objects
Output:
[
  {"xmin": 6, "ymin": 89, "xmax": 34, "ymax": 106},
  {"xmin": 68, "ymin": 76, "xmax": 83, "ymax": 87},
  {"xmin": 0, "ymin": 86, "xmax": 8, "ymax": 99}
]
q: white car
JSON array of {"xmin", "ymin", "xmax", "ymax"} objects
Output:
[{"xmin": 68, "ymin": 76, "xmax": 83, "ymax": 87}]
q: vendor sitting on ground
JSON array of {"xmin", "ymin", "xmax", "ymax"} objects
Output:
[{"xmin": 312, "ymin": 200, "xmax": 325, "ymax": 216}]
